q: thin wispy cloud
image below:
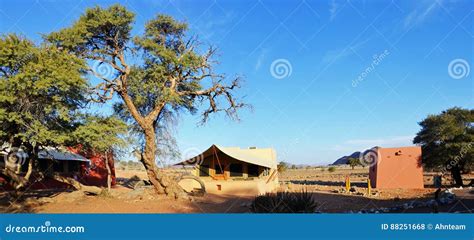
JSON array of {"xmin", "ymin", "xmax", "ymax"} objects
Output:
[
  {"xmin": 321, "ymin": 35, "xmax": 373, "ymax": 63},
  {"xmin": 254, "ymin": 49, "xmax": 267, "ymax": 71},
  {"xmin": 329, "ymin": 0, "xmax": 340, "ymax": 21},
  {"xmin": 193, "ymin": 10, "xmax": 236, "ymax": 40},
  {"xmin": 345, "ymin": 135, "xmax": 414, "ymax": 146},
  {"xmin": 330, "ymin": 135, "xmax": 415, "ymax": 153},
  {"xmin": 403, "ymin": 0, "xmax": 442, "ymax": 29}
]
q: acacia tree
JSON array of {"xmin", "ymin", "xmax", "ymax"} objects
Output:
[
  {"xmin": 0, "ymin": 34, "xmax": 128, "ymax": 192},
  {"xmin": 47, "ymin": 5, "xmax": 246, "ymax": 198},
  {"xmin": 347, "ymin": 157, "xmax": 361, "ymax": 170},
  {"xmin": 414, "ymin": 107, "xmax": 473, "ymax": 186},
  {"xmin": 0, "ymin": 34, "xmax": 87, "ymax": 188}
]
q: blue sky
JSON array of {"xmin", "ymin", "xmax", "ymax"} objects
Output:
[{"xmin": 0, "ymin": 0, "xmax": 472, "ymax": 165}]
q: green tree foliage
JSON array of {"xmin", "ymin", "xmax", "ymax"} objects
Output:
[
  {"xmin": 46, "ymin": 4, "xmax": 246, "ymax": 197},
  {"xmin": 414, "ymin": 107, "xmax": 473, "ymax": 186},
  {"xmin": 0, "ymin": 34, "xmax": 127, "ymax": 188},
  {"xmin": 277, "ymin": 162, "xmax": 289, "ymax": 173},
  {"xmin": 347, "ymin": 157, "xmax": 361, "ymax": 170},
  {"xmin": 0, "ymin": 34, "xmax": 87, "ymax": 149},
  {"xmin": 72, "ymin": 116, "xmax": 128, "ymax": 153}
]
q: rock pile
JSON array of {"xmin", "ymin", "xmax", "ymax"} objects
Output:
[{"xmin": 352, "ymin": 188, "xmax": 457, "ymax": 213}]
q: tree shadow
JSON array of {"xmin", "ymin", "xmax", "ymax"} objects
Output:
[
  {"xmin": 185, "ymin": 188, "xmax": 474, "ymax": 213},
  {"xmin": 0, "ymin": 189, "xmax": 66, "ymax": 213},
  {"xmin": 287, "ymin": 180, "xmax": 367, "ymax": 188}
]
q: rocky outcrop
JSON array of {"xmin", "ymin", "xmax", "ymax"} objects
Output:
[{"xmin": 331, "ymin": 151, "xmax": 361, "ymax": 165}]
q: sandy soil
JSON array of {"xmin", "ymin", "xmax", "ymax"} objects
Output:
[
  {"xmin": 1, "ymin": 167, "xmax": 472, "ymax": 213},
  {"xmin": 278, "ymin": 167, "xmax": 474, "ymax": 212}
]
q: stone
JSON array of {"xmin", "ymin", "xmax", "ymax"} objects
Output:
[{"xmin": 124, "ymin": 188, "xmax": 145, "ymax": 200}]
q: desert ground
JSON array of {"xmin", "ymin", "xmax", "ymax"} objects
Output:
[{"xmin": 1, "ymin": 166, "xmax": 473, "ymax": 213}]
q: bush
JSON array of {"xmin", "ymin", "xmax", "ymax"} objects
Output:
[
  {"xmin": 327, "ymin": 166, "xmax": 336, "ymax": 172},
  {"xmin": 277, "ymin": 162, "xmax": 289, "ymax": 173},
  {"xmin": 250, "ymin": 190, "xmax": 318, "ymax": 213}
]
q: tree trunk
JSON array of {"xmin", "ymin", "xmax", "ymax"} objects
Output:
[
  {"xmin": 141, "ymin": 128, "xmax": 186, "ymax": 199},
  {"xmin": 450, "ymin": 165, "xmax": 464, "ymax": 187},
  {"xmin": 1, "ymin": 168, "xmax": 28, "ymax": 189},
  {"xmin": 118, "ymin": 92, "xmax": 186, "ymax": 198},
  {"xmin": 24, "ymin": 157, "xmax": 34, "ymax": 181},
  {"xmin": 51, "ymin": 174, "xmax": 102, "ymax": 195},
  {"xmin": 105, "ymin": 151, "xmax": 112, "ymax": 191},
  {"xmin": 14, "ymin": 157, "xmax": 35, "ymax": 189}
]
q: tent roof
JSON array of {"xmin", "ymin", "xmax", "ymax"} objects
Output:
[
  {"xmin": 1, "ymin": 143, "xmax": 90, "ymax": 162},
  {"xmin": 38, "ymin": 147, "xmax": 90, "ymax": 162},
  {"xmin": 176, "ymin": 145, "xmax": 277, "ymax": 169}
]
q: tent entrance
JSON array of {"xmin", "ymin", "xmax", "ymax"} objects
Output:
[{"xmin": 212, "ymin": 146, "xmax": 226, "ymax": 180}]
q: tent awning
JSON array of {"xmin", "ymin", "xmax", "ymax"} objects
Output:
[{"xmin": 175, "ymin": 145, "xmax": 277, "ymax": 169}]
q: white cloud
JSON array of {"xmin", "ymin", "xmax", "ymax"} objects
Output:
[
  {"xmin": 321, "ymin": 35, "xmax": 373, "ymax": 63},
  {"xmin": 329, "ymin": 0, "xmax": 340, "ymax": 21},
  {"xmin": 193, "ymin": 10, "xmax": 236, "ymax": 40},
  {"xmin": 255, "ymin": 49, "xmax": 266, "ymax": 71},
  {"xmin": 345, "ymin": 135, "xmax": 414, "ymax": 146},
  {"xmin": 329, "ymin": 135, "xmax": 415, "ymax": 153},
  {"xmin": 403, "ymin": 1, "xmax": 442, "ymax": 29}
]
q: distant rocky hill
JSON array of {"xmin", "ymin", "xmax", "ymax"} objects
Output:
[{"xmin": 331, "ymin": 151, "xmax": 361, "ymax": 165}]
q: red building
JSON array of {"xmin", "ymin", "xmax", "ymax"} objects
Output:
[
  {"xmin": 368, "ymin": 146, "xmax": 424, "ymax": 189},
  {"xmin": 73, "ymin": 149, "xmax": 116, "ymax": 187},
  {"xmin": 0, "ymin": 146, "xmax": 115, "ymax": 190}
]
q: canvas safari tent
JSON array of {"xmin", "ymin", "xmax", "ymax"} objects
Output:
[{"xmin": 175, "ymin": 145, "xmax": 279, "ymax": 195}]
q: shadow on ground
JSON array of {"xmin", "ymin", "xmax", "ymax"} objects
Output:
[
  {"xmin": 1, "ymin": 175, "xmax": 472, "ymax": 214},
  {"xmin": 0, "ymin": 189, "xmax": 66, "ymax": 213}
]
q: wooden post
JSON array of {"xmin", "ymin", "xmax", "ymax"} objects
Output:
[
  {"xmin": 367, "ymin": 178, "xmax": 372, "ymax": 196},
  {"xmin": 345, "ymin": 175, "xmax": 350, "ymax": 193}
]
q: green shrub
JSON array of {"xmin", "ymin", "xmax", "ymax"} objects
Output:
[
  {"xmin": 277, "ymin": 162, "xmax": 289, "ymax": 173},
  {"xmin": 250, "ymin": 190, "xmax": 318, "ymax": 213},
  {"xmin": 328, "ymin": 166, "xmax": 336, "ymax": 172}
]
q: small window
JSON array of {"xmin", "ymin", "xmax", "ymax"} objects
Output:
[
  {"xmin": 229, "ymin": 163, "xmax": 243, "ymax": 177},
  {"xmin": 199, "ymin": 165, "xmax": 210, "ymax": 177},
  {"xmin": 215, "ymin": 164, "xmax": 224, "ymax": 175},
  {"xmin": 248, "ymin": 164, "xmax": 259, "ymax": 177}
]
